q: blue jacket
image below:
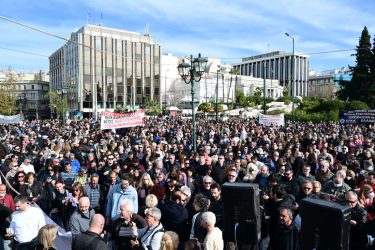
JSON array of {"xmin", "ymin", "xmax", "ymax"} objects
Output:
[{"xmin": 106, "ymin": 184, "xmax": 138, "ymax": 221}]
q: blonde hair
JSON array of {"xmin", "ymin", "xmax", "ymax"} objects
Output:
[
  {"xmin": 145, "ymin": 194, "xmax": 158, "ymax": 208},
  {"xmin": 38, "ymin": 224, "xmax": 57, "ymax": 250},
  {"xmin": 160, "ymin": 231, "xmax": 179, "ymax": 250}
]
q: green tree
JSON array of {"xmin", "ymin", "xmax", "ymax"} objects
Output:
[
  {"xmin": 337, "ymin": 26, "xmax": 375, "ymax": 107},
  {"xmin": 144, "ymin": 99, "xmax": 161, "ymax": 116},
  {"xmin": 0, "ymin": 74, "xmax": 17, "ymax": 115},
  {"xmin": 198, "ymin": 102, "xmax": 211, "ymax": 112},
  {"xmin": 46, "ymin": 91, "xmax": 67, "ymax": 119}
]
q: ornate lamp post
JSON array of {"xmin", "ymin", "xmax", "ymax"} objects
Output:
[
  {"xmin": 285, "ymin": 32, "xmax": 295, "ymax": 120},
  {"xmin": 177, "ymin": 53, "xmax": 208, "ymax": 152}
]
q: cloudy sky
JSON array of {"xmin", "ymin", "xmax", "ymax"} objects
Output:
[{"xmin": 1, "ymin": 0, "xmax": 375, "ymax": 73}]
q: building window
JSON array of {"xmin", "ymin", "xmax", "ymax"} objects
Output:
[
  {"xmin": 145, "ymin": 87, "xmax": 151, "ymax": 95},
  {"xmin": 32, "ymin": 85, "xmax": 34, "ymax": 90},
  {"xmin": 154, "ymin": 88, "xmax": 159, "ymax": 96},
  {"xmin": 137, "ymin": 87, "xmax": 142, "ymax": 95}
]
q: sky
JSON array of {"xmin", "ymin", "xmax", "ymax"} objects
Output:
[{"xmin": 1, "ymin": 0, "xmax": 375, "ymax": 73}]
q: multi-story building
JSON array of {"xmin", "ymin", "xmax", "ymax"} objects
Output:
[
  {"xmin": 0, "ymin": 70, "xmax": 50, "ymax": 119},
  {"xmin": 160, "ymin": 55, "xmax": 283, "ymax": 107},
  {"xmin": 49, "ymin": 24, "xmax": 161, "ymax": 117},
  {"xmin": 308, "ymin": 68, "xmax": 352, "ymax": 98},
  {"xmin": 232, "ymin": 51, "xmax": 309, "ymax": 96}
]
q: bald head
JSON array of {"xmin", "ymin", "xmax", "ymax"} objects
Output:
[
  {"xmin": 78, "ymin": 196, "xmax": 90, "ymax": 214},
  {"xmin": 89, "ymin": 214, "xmax": 105, "ymax": 234}
]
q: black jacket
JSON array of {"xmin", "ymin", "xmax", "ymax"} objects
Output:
[
  {"xmin": 274, "ymin": 221, "xmax": 300, "ymax": 250},
  {"xmin": 72, "ymin": 231, "xmax": 107, "ymax": 250}
]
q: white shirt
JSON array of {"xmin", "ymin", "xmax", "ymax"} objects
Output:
[
  {"xmin": 204, "ymin": 227, "xmax": 224, "ymax": 250},
  {"xmin": 19, "ymin": 163, "xmax": 35, "ymax": 174},
  {"xmin": 10, "ymin": 206, "xmax": 46, "ymax": 243}
]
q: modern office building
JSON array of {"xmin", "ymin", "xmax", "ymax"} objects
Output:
[
  {"xmin": 232, "ymin": 51, "xmax": 309, "ymax": 96},
  {"xmin": 49, "ymin": 24, "xmax": 161, "ymax": 117}
]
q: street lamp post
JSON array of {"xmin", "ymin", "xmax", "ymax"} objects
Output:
[
  {"xmin": 263, "ymin": 62, "xmax": 267, "ymax": 114},
  {"xmin": 216, "ymin": 67, "xmax": 220, "ymax": 122},
  {"xmin": 285, "ymin": 32, "xmax": 295, "ymax": 120},
  {"xmin": 164, "ymin": 69, "xmax": 169, "ymax": 112},
  {"xmin": 178, "ymin": 53, "xmax": 208, "ymax": 152},
  {"xmin": 57, "ymin": 87, "xmax": 68, "ymax": 125}
]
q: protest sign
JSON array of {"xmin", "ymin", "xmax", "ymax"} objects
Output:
[{"xmin": 100, "ymin": 110, "xmax": 145, "ymax": 130}]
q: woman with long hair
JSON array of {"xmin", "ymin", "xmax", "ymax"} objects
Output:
[
  {"xmin": 137, "ymin": 173, "xmax": 154, "ymax": 213},
  {"xmin": 36, "ymin": 224, "xmax": 57, "ymax": 250},
  {"xmin": 358, "ymin": 184, "xmax": 375, "ymax": 220},
  {"xmin": 66, "ymin": 182, "xmax": 84, "ymax": 217},
  {"xmin": 160, "ymin": 231, "xmax": 179, "ymax": 250}
]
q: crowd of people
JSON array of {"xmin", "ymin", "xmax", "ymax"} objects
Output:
[{"xmin": 0, "ymin": 116, "xmax": 375, "ymax": 250}]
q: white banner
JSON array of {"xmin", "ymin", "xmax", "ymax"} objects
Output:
[
  {"xmin": 259, "ymin": 113, "xmax": 285, "ymax": 126},
  {"xmin": 0, "ymin": 114, "xmax": 21, "ymax": 124},
  {"xmin": 100, "ymin": 110, "xmax": 145, "ymax": 130}
]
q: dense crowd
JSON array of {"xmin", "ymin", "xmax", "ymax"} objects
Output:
[{"xmin": 0, "ymin": 116, "xmax": 375, "ymax": 250}]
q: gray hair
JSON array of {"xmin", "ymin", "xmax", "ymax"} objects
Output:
[
  {"xmin": 202, "ymin": 175, "xmax": 213, "ymax": 183},
  {"xmin": 148, "ymin": 207, "xmax": 162, "ymax": 221},
  {"xmin": 201, "ymin": 211, "xmax": 216, "ymax": 227},
  {"xmin": 119, "ymin": 199, "xmax": 134, "ymax": 213},
  {"xmin": 345, "ymin": 190, "xmax": 358, "ymax": 200}
]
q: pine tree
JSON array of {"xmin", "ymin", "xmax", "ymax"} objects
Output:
[{"xmin": 337, "ymin": 26, "xmax": 375, "ymax": 107}]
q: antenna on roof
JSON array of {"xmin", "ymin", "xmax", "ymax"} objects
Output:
[
  {"xmin": 144, "ymin": 23, "xmax": 150, "ymax": 36},
  {"xmin": 100, "ymin": 13, "xmax": 103, "ymax": 26}
]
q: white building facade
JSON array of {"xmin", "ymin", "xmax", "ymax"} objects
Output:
[
  {"xmin": 160, "ymin": 55, "xmax": 283, "ymax": 107},
  {"xmin": 49, "ymin": 25, "xmax": 161, "ymax": 116},
  {"xmin": 232, "ymin": 51, "xmax": 309, "ymax": 96}
]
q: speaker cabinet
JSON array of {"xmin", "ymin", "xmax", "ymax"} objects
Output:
[
  {"xmin": 222, "ymin": 183, "xmax": 261, "ymax": 246},
  {"xmin": 300, "ymin": 197, "xmax": 351, "ymax": 250}
]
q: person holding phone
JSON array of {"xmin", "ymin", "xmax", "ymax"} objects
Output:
[{"xmin": 111, "ymin": 199, "xmax": 147, "ymax": 249}]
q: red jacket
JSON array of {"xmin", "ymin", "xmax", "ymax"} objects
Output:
[{"xmin": 0, "ymin": 194, "xmax": 15, "ymax": 211}]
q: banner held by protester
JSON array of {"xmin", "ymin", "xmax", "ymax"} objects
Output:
[{"xmin": 100, "ymin": 110, "xmax": 145, "ymax": 130}]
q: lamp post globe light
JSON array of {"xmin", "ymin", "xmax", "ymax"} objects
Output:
[
  {"xmin": 285, "ymin": 32, "xmax": 295, "ymax": 121},
  {"xmin": 57, "ymin": 86, "xmax": 68, "ymax": 125},
  {"xmin": 177, "ymin": 53, "xmax": 208, "ymax": 153}
]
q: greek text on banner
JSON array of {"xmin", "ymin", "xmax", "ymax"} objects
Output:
[
  {"xmin": 100, "ymin": 110, "xmax": 145, "ymax": 130},
  {"xmin": 259, "ymin": 113, "xmax": 285, "ymax": 127}
]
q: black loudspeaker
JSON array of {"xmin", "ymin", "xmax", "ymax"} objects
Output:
[
  {"xmin": 300, "ymin": 197, "xmax": 351, "ymax": 250},
  {"xmin": 222, "ymin": 183, "xmax": 261, "ymax": 246}
]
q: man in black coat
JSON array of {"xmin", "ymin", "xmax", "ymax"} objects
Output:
[
  {"xmin": 273, "ymin": 207, "xmax": 300, "ymax": 250},
  {"xmin": 279, "ymin": 166, "xmax": 301, "ymax": 199},
  {"xmin": 345, "ymin": 191, "xmax": 367, "ymax": 250},
  {"xmin": 211, "ymin": 154, "xmax": 227, "ymax": 184},
  {"xmin": 72, "ymin": 214, "xmax": 107, "ymax": 250},
  {"xmin": 158, "ymin": 191, "xmax": 189, "ymax": 241}
]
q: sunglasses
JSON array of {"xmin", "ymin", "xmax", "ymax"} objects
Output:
[{"xmin": 18, "ymin": 175, "xmax": 25, "ymax": 178}]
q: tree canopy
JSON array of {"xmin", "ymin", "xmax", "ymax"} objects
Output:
[{"xmin": 337, "ymin": 26, "xmax": 375, "ymax": 107}]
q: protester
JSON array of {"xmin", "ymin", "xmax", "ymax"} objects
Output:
[
  {"xmin": 36, "ymin": 224, "xmax": 57, "ymax": 250},
  {"xmin": 201, "ymin": 211, "xmax": 223, "ymax": 250},
  {"xmin": 9, "ymin": 195, "xmax": 46, "ymax": 250},
  {"xmin": 1, "ymin": 116, "xmax": 375, "ymax": 249},
  {"xmin": 72, "ymin": 214, "xmax": 107, "ymax": 250}
]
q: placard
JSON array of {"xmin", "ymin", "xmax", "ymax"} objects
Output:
[
  {"xmin": 100, "ymin": 110, "xmax": 145, "ymax": 129},
  {"xmin": 258, "ymin": 113, "xmax": 284, "ymax": 126}
]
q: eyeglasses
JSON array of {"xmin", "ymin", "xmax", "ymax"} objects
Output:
[
  {"xmin": 18, "ymin": 175, "xmax": 25, "ymax": 178},
  {"xmin": 48, "ymin": 169, "xmax": 54, "ymax": 171},
  {"xmin": 146, "ymin": 213, "xmax": 155, "ymax": 219},
  {"xmin": 204, "ymin": 182, "xmax": 212, "ymax": 185}
]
